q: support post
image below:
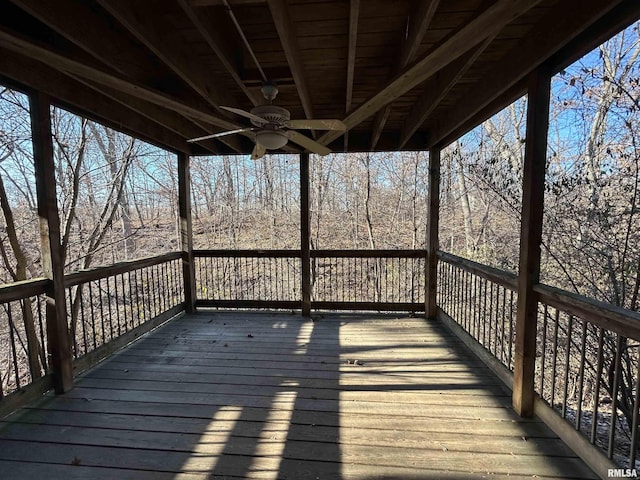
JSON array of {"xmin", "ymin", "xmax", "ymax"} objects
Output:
[
  {"xmin": 513, "ymin": 67, "xmax": 551, "ymax": 416},
  {"xmin": 300, "ymin": 153, "xmax": 311, "ymax": 317},
  {"xmin": 178, "ymin": 152, "xmax": 196, "ymax": 313},
  {"xmin": 30, "ymin": 92, "xmax": 73, "ymax": 393},
  {"xmin": 426, "ymin": 146, "xmax": 441, "ymax": 318}
]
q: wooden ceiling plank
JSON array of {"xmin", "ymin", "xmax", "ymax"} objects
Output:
[
  {"xmin": 423, "ymin": 0, "xmax": 627, "ymax": 149},
  {"xmin": 318, "ymin": 0, "xmax": 543, "ymax": 147},
  {"xmin": 267, "ymin": 0, "xmax": 315, "ymax": 120},
  {"xmin": 7, "ymin": 0, "xmax": 155, "ymax": 80},
  {"xmin": 0, "ymin": 27, "xmax": 245, "ymax": 134},
  {"xmin": 399, "ymin": 35, "xmax": 492, "ymax": 149},
  {"xmin": 96, "ymin": 0, "xmax": 229, "ymax": 111},
  {"xmin": 177, "ymin": 0, "xmax": 260, "ymax": 106}
]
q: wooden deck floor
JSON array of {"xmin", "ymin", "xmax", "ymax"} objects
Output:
[{"xmin": 0, "ymin": 312, "xmax": 596, "ymax": 479}]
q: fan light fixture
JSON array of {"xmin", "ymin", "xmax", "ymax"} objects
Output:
[{"xmin": 256, "ymin": 130, "xmax": 288, "ymax": 150}]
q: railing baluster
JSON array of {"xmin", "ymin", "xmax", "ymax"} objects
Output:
[
  {"xmin": 540, "ymin": 304, "xmax": 548, "ymax": 399},
  {"xmin": 114, "ymin": 275, "xmax": 122, "ymax": 337},
  {"xmin": 551, "ymin": 308, "xmax": 560, "ymax": 409},
  {"xmin": 630, "ymin": 347, "xmax": 640, "ymax": 467},
  {"xmin": 562, "ymin": 314, "xmax": 573, "ymax": 419},
  {"xmin": 591, "ymin": 327, "xmax": 605, "ymax": 444},
  {"xmin": 68, "ymin": 288, "xmax": 78, "ymax": 358},
  {"xmin": 576, "ymin": 319, "xmax": 588, "ymax": 431},
  {"xmin": 609, "ymin": 334, "xmax": 624, "ymax": 459},
  {"xmin": 79, "ymin": 285, "xmax": 88, "ymax": 355},
  {"xmin": 7, "ymin": 304, "xmax": 21, "ymax": 389}
]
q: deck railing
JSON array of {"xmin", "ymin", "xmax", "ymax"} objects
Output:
[
  {"xmin": 437, "ymin": 252, "xmax": 518, "ymax": 371},
  {"xmin": 0, "ymin": 279, "xmax": 49, "ymax": 402},
  {"xmin": 194, "ymin": 250, "xmax": 302, "ymax": 309},
  {"xmin": 0, "ymin": 252, "xmax": 184, "ymax": 414},
  {"xmin": 534, "ymin": 284, "xmax": 640, "ymax": 468},
  {"xmin": 194, "ymin": 249, "xmax": 425, "ymax": 311},
  {"xmin": 437, "ymin": 250, "xmax": 640, "ymax": 470},
  {"xmin": 3, "ymin": 246, "xmax": 640, "ymax": 470},
  {"xmin": 311, "ymin": 250, "xmax": 425, "ymax": 311},
  {"xmin": 64, "ymin": 252, "xmax": 184, "ymax": 371}
]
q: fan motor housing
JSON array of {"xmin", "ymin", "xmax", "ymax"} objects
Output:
[{"xmin": 250, "ymin": 105, "xmax": 291, "ymax": 126}]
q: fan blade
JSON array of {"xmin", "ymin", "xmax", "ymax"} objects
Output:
[
  {"xmin": 220, "ymin": 106, "xmax": 267, "ymax": 126},
  {"xmin": 187, "ymin": 128, "xmax": 252, "ymax": 143},
  {"xmin": 284, "ymin": 130, "xmax": 331, "ymax": 156},
  {"xmin": 284, "ymin": 119, "xmax": 346, "ymax": 131},
  {"xmin": 251, "ymin": 143, "xmax": 266, "ymax": 160}
]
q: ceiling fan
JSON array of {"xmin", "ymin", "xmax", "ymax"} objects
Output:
[{"xmin": 187, "ymin": 83, "xmax": 346, "ymax": 159}]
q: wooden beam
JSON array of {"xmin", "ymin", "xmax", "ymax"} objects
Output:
[
  {"xmin": 30, "ymin": 92, "xmax": 74, "ymax": 394},
  {"xmin": 426, "ymin": 146, "xmax": 440, "ymax": 318},
  {"xmin": 318, "ymin": 0, "xmax": 541, "ymax": 147},
  {"xmin": 177, "ymin": 0, "xmax": 259, "ymax": 106},
  {"xmin": 370, "ymin": 0, "xmax": 439, "ymax": 149},
  {"xmin": 438, "ymin": 80, "xmax": 526, "ymax": 151},
  {"xmin": 178, "ymin": 153, "xmax": 197, "ymax": 313},
  {"xmin": 423, "ymin": 0, "xmax": 625, "ymax": 149},
  {"xmin": 399, "ymin": 37, "xmax": 492, "ymax": 149},
  {"xmin": 0, "ymin": 49, "xmax": 195, "ymax": 153},
  {"xmin": 0, "ymin": 28, "xmax": 243, "ymax": 132},
  {"xmin": 68, "ymin": 76, "xmax": 225, "ymax": 155},
  {"xmin": 267, "ymin": 0, "xmax": 315, "ymax": 120},
  {"xmin": 513, "ymin": 67, "xmax": 551, "ymax": 417},
  {"xmin": 300, "ymin": 152, "xmax": 311, "ymax": 317}
]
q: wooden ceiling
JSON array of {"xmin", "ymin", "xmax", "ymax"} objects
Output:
[{"xmin": 0, "ymin": 0, "xmax": 639, "ymax": 156}]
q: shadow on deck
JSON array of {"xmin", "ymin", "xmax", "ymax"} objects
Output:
[{"xmin": 0, "ymin": 311, "xmax": 597, "ymax": 479}]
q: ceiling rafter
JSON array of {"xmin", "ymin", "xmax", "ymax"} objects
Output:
[
  {"xmin": 370, "ymin": 0, "xmax": 439, "ymax": 149},
  {"xmin": 423, "ymin": 0, "xmax": 625, "ymax": 149},
  {"xmin": 178, "ymin": 0, "xmax": 259, "ymax": 107},
  {"xmin": 317, "ymin": 0, "xmax": 544, "ymax": 148},
  {"xmin": 345, "ymin": 0, "xmax": 359, "ymax": 114},
  {"xmin": 95, "ymin": 0, "xmax": 247, "ymax": 153},
  {"xmin": 95, "ymin": 0, "xmax": 227, "ymax": 108},
  {"xmin": 343, "ymin": 0, "xmax": 359, "ymax": 151},
  {"xmin": 399, "ymin": 36, "xmax": 493, "ymax": 149},
  {"xmin": 267, "ymin": 0, "xmax": 315, "ymax": 120}
]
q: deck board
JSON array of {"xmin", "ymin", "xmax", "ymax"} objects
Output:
[{"xmin": 0, "ymin": 312, "xmax": 597, "ymax": 479}]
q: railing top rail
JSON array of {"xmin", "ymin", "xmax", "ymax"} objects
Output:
[
  {"xmin": 194, "ymin": 249, "xmax": 301, "ymax": 258},
  {"xmin": 534, "ymin": 283, "xmax": 640, "ymax": 341},
  {"xmin": 64, "ymin": 252, "xmax": 182, "ymax": 287},
  {"xmin": 437, "ymin": 250, "xmax": 518, "ymax": 290},
  {"xmin": 0, "ymin": 278, "xmax": 48, "ymax": 303},
  {"xmin": 194, "ymin": 249, "xmax": 427, "ymax": 259},
  {"xmin": 312, "ymin": 249, "xmax": 427, "ymax": 258}
]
